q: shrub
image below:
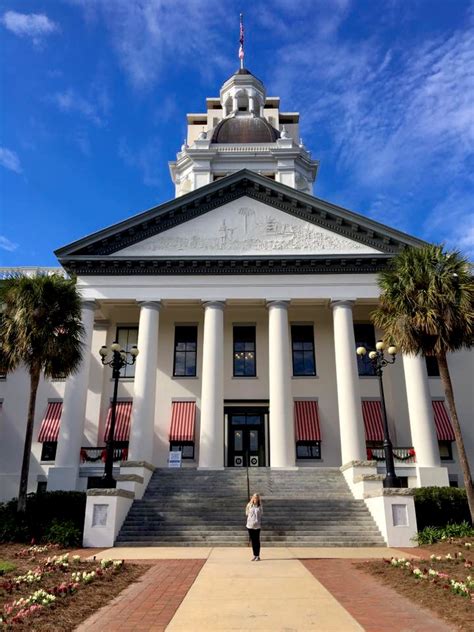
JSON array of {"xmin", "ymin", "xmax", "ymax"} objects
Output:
[
  {"xmin": 414, "ymin": 487, "xmax": 471, "ymax": 530},
  {"xmin": 44, "ymin": 519, "xmax": 82, "ymax": 547},
  {"xmin": 0, "ymin": 491, "xmax": 86, "ymax": 544},
  {"xmin": 415, "ymin": 521, "xmax": 474, "ymax": 545}
]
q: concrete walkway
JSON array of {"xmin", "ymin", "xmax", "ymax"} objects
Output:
[
  {"xmin": 77, "ymin": 547, "xmax": 453, "ymax": 632},
  {"xmin": 166, "ymin": 548, "xmax": 362, "ymax": 631}
]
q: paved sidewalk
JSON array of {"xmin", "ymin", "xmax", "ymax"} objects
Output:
[
  {"xmin": 166, "ymin": 548, "xmax": 362, "ymax": 631},
  {"xmin": 76, "ymin": 547, "xmax": 447, "ymax": 632}
]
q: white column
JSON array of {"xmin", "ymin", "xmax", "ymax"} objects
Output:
[
  {"xmin": 199, "ymin": 301, "xmax": 225, "ymax": 469},
  {"xmin": 48, "ymin": 300, "xmax": 96, "ymax": 491},
  {"xmin": 128, "ymin": 301, "xmax": 161, "ymax": 464},
  {"xmin": 331, "ymin": 300, "xmax": 366, "ymax": 464},
  {"xmin": 267, "ymin": 301, "xmax": 295, "ymax": 468},
  {"xmin": 402, "ymin": 353, "xmax": 448, "ymax": 486}
]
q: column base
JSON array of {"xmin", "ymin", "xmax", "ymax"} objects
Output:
[
  {"xmin": 47, "ymin": 466, "xmax": 79, "ymax": 491},
  {"xmin": 416, "ymin": 466, "xmax": 450, "ymax": 487}
]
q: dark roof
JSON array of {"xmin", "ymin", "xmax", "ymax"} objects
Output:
[
  {"xmin": 211, "ymin": 116, "xmax": 280, "ymax": 144},
  {"xmin": 236, "ymin": 68, "xmax": 252, "ymax": 75}
]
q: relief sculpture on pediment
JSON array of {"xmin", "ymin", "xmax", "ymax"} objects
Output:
[{"xmin": 117, "ymin": 198, "xmax": 382, "ymax": 257}]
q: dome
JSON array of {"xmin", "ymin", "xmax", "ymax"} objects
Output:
[{"xmin": 211, "ymin": 116, "xmax": 280, "ymax": 144}]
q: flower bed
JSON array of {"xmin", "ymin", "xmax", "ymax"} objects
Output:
[
  {"xmin": 358, "ymin": 539, "xmax": 473, "ymax": 631},
  {"xmin": 0, "ymin": 544, "xmax": 145, "ymax": 631}
]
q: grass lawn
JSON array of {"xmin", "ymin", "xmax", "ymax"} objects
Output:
[
  {"xmin": 358, "ymin": 538, "xmax": 473, "ymax": 631},
  {"xmin": 0, "ymin": 544, "xmax": 147, "ymax": 630}
]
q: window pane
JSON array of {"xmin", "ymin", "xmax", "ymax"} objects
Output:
[
  {"xmin": 174, "ymin": 327, "xmax": 197, "ymax": 376},
  {"xmin": 174, "ymin": 352, "xmax": 186, "ymax": 376},
  {"xmin": 249, "ymin": 430, "xmax": 258, "ymax": 451},
  {"xmin": 296, "ymin": 444, "xmax": 310, "ymax": 458},
  {"xmin": 234, "ymin": 357, "xmax": 245, "ymax": 375},
  {"xmin": 182, "ymin": 444, "xmax": 194, "ymax": 458},
  {"xmin": 246, "ymin": 415, "xmax": 260, "ymax": 426},
  {"xmin": 116, "ymin": 327, "xmax": 138, "ymax": 378},
  {"xmin": 234, "ymin": 326, "xmax": 256, "ymax": 343},
  {"xmin": 291, "ymin": 325, "xmax": 313, "ymax": 343},
  {"xmin": 231, "ymin": 415, "xmax": 246, "ymax": 425},
  {"xmin": 303, "ymin": 353, "xmax": 315, "ymax": 374},
  {"xmin": 293, "ymin": 352, "xmax": 305, "ymax": 375},
  {"xmin": 234, "ymin": 430, "xmax": 243, "ymax": 451}
]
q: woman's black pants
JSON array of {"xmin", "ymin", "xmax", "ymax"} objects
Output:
[{"xmin": 248, "ymin": 528, "xmax": 261, "ymax": 556}]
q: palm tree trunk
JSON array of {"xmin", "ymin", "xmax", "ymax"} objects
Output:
[
  {"xmin": 17, "ymin": 366, "xmax": 41, "ymax": 513},
  {"xmin": 437, "ymin": 352, "xmax": 474, "ymax": 523}
]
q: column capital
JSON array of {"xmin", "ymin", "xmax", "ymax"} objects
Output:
[
  {"xmin": 330, "ymin": 299, "xmax": 356, "ymax": 310},
  {"xmin": 81, "ymin": 299, "xmax": 97, "ymax": 311},
  {"xmin": 201, "ymin": 300, "xmax": 226, "ymax": 310},
  {"xmin": 137, "ymin": 300, "xmax": 162, "ymax": 311},
  {"xmin": 266, "ymin": 300, "xmax": 290, "ymax": 310}
]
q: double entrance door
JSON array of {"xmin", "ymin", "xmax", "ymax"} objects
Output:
[{"xmin": 227, "ymin": 408, "xmax": 267, "ymax": 467}]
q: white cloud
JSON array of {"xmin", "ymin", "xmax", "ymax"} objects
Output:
[
  {"xmin": 1, "ymin": 11, "xmax": 59, "ymax": 44},
  {"xmin": 50, "ymin": 84, "xmax": 110, "ymax": 125},
  {"xmin": 0, "ymin": 147, "xmax": 22, "ymax": 173},
  {"xmin": 0, "ymin": 236, "xmax": 19, "ymax": 252},
  {"xmin": 71, "ymin": 0, "xmax": 233, "ymax": 89}
]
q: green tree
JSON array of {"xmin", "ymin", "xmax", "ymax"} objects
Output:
[
  {"xmin": 0, "ymin": 274, "xmax": 84, "ymax": 512},
  {"xmin": 372, "ymin": 245, "xmax": 474, "ymax": 522}
]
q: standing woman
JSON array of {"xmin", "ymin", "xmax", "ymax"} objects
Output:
[{"xmin": 246, "ymin": 493, "xmax": 263, "ymax": 561}]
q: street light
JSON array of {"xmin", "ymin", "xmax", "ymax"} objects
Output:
[
  {"xmin": 356, "ymin": 340, "xmax": 401, "ymax": 488},
  {"xmin": 99, "ymin": 342, "xmax": 139, "ymax": 487}
]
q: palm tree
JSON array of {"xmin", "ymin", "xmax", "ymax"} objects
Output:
[
  {"xmin": 372, "ymin": 245, "xmax": 474, "ymax": 522},
  {"xmin": 0, "ymin": 273, "xmax": 84, "ymax": 512}
]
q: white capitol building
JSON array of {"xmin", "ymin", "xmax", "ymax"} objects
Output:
[{"xmin": 0, "ymin": 64, "xmax": 472, "ymax": 546}]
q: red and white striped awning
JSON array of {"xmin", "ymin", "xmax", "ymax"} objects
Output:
[
  {"xmin": 169, "ymin": 401, "xmax": 196, "ymax": 442},
  {"xmin": 362, "ymin": 400, "xmax": 384, "ymax": 442},
  {"xmin": 38, "ymin": 401, "xmax": 62, "ymax": 442},
  {"xmin": 432, "ymin": 400, "xmax": 455, "ymax": 441},
  {"xmin": 104, "ymin": 401, "xmax": 132, "ymax": 442},
  {"xmin": 294, "ymin": 400, "xmax": 321, "ymax": 442}
]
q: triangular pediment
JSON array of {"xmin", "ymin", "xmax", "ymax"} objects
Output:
[
  {"xmin": 115, "ymin": 196, "xmax": 382, "ymax": 257},
  {"xmin": 56, "ymin": 170, "xmax": 426, "ymax": 275}
]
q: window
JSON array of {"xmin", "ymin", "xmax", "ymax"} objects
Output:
[
  {"xmin": 41, "ymin": 441, "xmax": 57, "ymax": 462},
  {"xmin": 426, "ymin": 355, "xmax": 440, "ymax": 377},
  {"xmin": 170, "ymin": 441, "xmax": 195, "ymax": 459},
  {"xmin": 439, "ymin": 440, "xmax": 453, "ymax": 460},
  {"xmin": 233, "ymin": 326, "xmax": 256, "ymax": 377},
  {"xmin": 296, "ymin": 441, "xmax": 321, "ymax": 459},
  {"xmin": 116, "ymin": 327, "xmax": 138, "ymax": 378},
  {"xmin": 173, "ymin": 326, "xmax": 198, "ymax": 377},
  {"xmin": 354, "ymin": 323, "xmax": 376, "ymax": 376},
  {"xmin": 37, "ymin": 481, "xmax": 47, "ymax": 494},
  {"xmin": 291, "ymin": 325, "xmax": 316, "ymax": 376}
]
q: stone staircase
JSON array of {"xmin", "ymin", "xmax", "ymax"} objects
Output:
[{"xmin": 115, "ymin": 467, "xmax": 386, "ymax": 547}]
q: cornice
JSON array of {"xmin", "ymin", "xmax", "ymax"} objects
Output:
[{"xmin": 61, "ymin": 254, "xmax": 392, "ymax": 276}]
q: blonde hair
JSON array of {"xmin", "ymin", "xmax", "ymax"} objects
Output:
[{"xmin": 249, "ymin": 493, "xmax": 261, "ymax": 507}]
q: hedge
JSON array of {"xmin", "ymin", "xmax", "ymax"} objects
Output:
[
  {"xmin": 0, "ymin": 491, "xmax": 86, "ymax": 545},
  {"xmin": 413, "ymin": 486, "xmax": 471, "ymax": 530}
]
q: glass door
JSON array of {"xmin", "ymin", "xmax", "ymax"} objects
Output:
[{"xmin": 228, "ymin": 411, "xmax": 265, "ymax": 467}]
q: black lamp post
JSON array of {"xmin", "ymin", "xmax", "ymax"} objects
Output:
[
  {"xmin": 356, "ymin": 340, "xmax": 402, "ymax": 488},
  {"xmin": 99, "ymin": 341, "xmax": 139, "ymax": 487}
]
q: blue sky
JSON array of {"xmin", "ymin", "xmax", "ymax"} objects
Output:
[{"xmin": 1, "ymin": 0, "xmax": 473, "ymax": 266}]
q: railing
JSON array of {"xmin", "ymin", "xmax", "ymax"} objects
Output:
[
  {"xmin": 79, "ymin": 447, "xmax": 128, "ymax": 464},
  {"xmin": 367, "ymin": 447, "xmax": 416, "ymax": 464}
]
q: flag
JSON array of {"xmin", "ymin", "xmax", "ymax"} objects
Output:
[{"xmin": 239, "ymin": 14, "xmax": 244, "ymax": 62}]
